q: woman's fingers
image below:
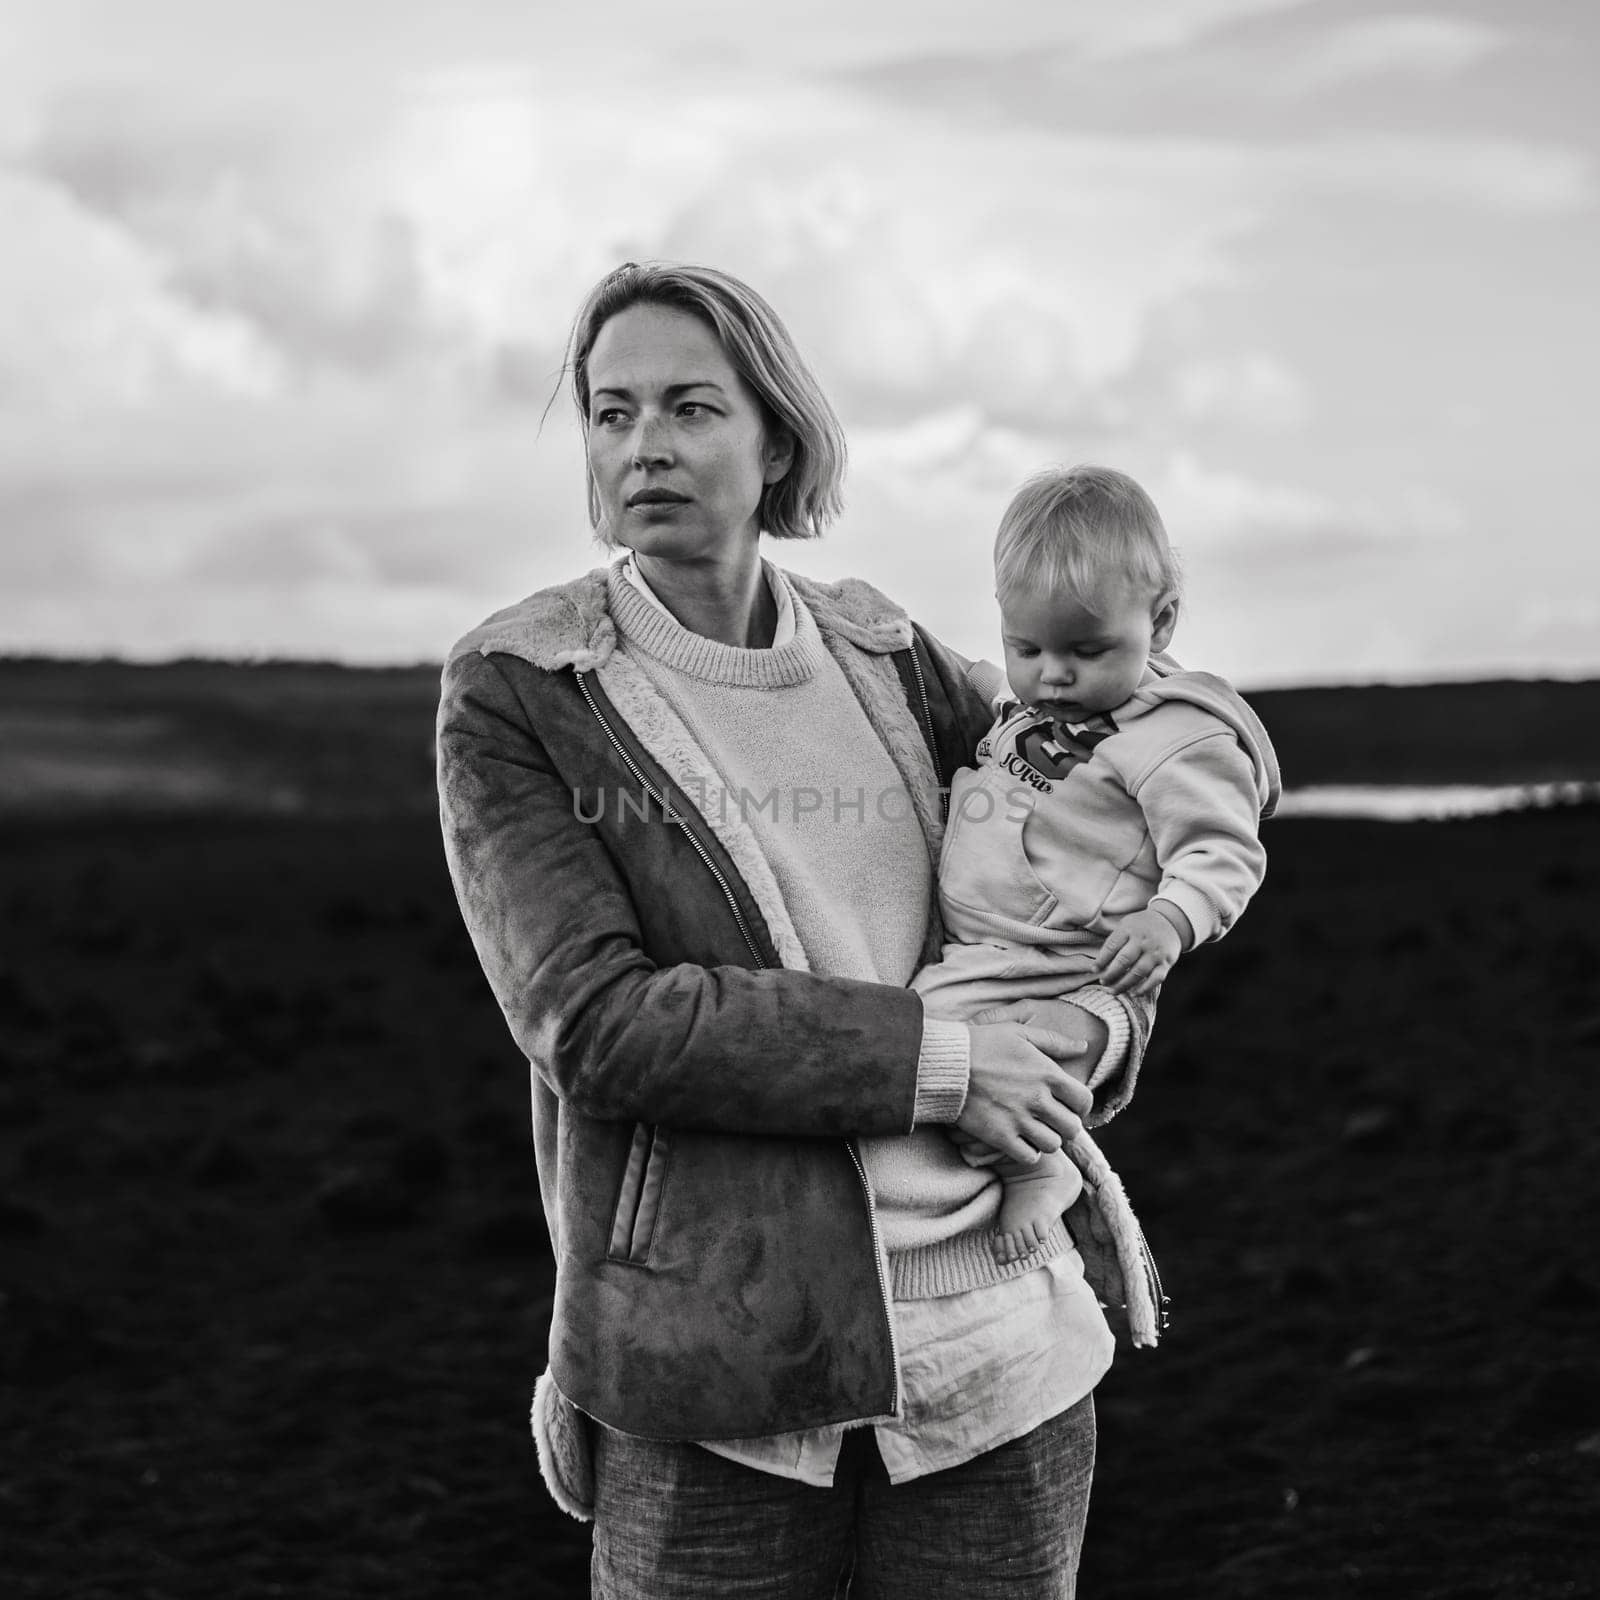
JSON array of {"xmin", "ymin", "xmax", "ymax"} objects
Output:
[
  {"xmin": 991, "ymin": 1115, "xmax": 1071, "ymax": 1165},
  {"xmin": 1016, "ymin": 1028, "xmax": 1093, "ymax": 1112},
  {"xmin": 960, "ymin": 1021, "xmax": 1091, "ymax": 1159},
  {"xmin": 1016, "ymin": 1033, "xmax": 1091, "ymax": 1138},
  {"xmin": 1024, "ymin": 1118, "xmax": 1065, "ymax": 1155},
  {"xmin": 975, "ymin": 1123, "xmax": 1042, "ymax": 1166}
]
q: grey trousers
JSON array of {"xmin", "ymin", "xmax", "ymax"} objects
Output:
[{"xmin": 590, "ymin": 1395, "xmax": 1097, "ymax": 1599}]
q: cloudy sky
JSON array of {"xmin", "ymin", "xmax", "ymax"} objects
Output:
[{"xmin": 0, "ymin": 0, "xmax": 1594, "ymax": 685}]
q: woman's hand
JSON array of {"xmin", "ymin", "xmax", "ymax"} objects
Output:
[
  {"xmin": 957, "ymin": 1021, "xmax": 1095, "ymax": 1166},
  {"xmin": 970, "ymin": 998, "xmax": 1110, "ymax": 1085}
]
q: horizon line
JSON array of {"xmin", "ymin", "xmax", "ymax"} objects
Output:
[{"xmin": 1, "ymin": 652, "xmax": 1597, "ymax": 696}]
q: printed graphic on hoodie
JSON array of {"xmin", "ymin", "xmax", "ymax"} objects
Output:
[{"xmin": 977, "ymin": 704, "xmax": 1117, "ymax": 790}]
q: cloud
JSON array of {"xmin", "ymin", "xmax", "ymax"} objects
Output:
[
  {"xmin": 840, "ymin": 10, "xmax": 1588, "ymax": 218},
  {"xmin": 16, "ymin": 52, "xmax": 1583, "ymax": 441},
  {"xmin": 0, "ymin": 0, "xmax": 1322, "ymax": 86},
  {"xmin": 1268, "ymin": 134, "xmax": 1592, "ymax": 215},
  {"xmin": 1172, "ymin": 354, "xmax": 1310, "ymax": 430},
  {"xmin": 0, "ymin": 167, "xmax": 285, "ymax": 409},
  {"xmin": 1269, "ymin": 15, "xmax": 1504, "ymax": 93},
  {"xmin": 0, "ymin": 6, "xmax": 1594, "ymax": 683},
  {"xmin": 661, "ymin": 113, "xmax": 1263, "ymax": 430},
  {"xmin": 1158, "ymin": 450, "xmax": 1464, "ymax": 551},
  {"xmin": 842, "ymin": 413, "xmax": 1460, "ymax": 566},
  {"xmin": 20, "ymin": 94, "xmax": 479, "ymax": 386},
  {"xmin": 0, "ymin": 395, "xmax": 596, "ymax": 661}
]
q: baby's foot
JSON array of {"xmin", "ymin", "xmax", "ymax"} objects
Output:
[
  {"xmin": 994, "ymin": 1214, "xmax": 1060, "ymax": 1265},
  {"xmin": 991, "ymin": 1155, "xmax": 1084, "ymax": 1265}
]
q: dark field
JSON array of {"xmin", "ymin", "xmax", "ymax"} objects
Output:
[
  {"xmin": 3, "ymin": 807, "xmax": 1597, "ymax": 1598},
  {"xmin": 5, "ymin": 660, "xmax": 1600, "ymax": 819},
  {"xmin": 2, "ymin": 661, "xmax": 1599, "ymax": 1596}
]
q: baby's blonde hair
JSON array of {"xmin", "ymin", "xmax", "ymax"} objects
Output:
[{"xmin": 994, "ymin": 465, "xmax": 1182, "ymax": 617}]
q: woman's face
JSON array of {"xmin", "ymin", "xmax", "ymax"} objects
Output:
[{"xmin": 585, "ymin": 303, "xmax": 793, "ymax": 564}]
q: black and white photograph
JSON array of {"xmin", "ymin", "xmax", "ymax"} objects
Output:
[{"xmin": 2, "ymin": 3, "xmax": 1596, "ymax": 1596}]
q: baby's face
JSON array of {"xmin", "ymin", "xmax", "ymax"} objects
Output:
[{"xmin": 1000, "ymin": 584, "xmax": 1169, "ymax": 718}]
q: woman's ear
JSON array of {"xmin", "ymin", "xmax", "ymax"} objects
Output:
[
  {"xmin": 763, "ymin": 427, "xmax": 796, "ymax": 485},
  {"xmin": 1150, "ymin": 593, "xmax": 1180, "ymax": 653}
]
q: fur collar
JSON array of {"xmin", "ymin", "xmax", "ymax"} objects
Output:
[{"xmin": 448, "ymin": 563, "xmax": 913, "ymax": 673}]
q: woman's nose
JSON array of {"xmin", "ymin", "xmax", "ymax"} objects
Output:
[{"xmin": 630, "ymin": 417, "xmax": 672, "ymax": 467}]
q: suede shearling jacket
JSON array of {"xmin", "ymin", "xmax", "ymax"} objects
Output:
[{"xmin": 436, "ymin": 565, "xmax": 1159, "ymax": 1448}]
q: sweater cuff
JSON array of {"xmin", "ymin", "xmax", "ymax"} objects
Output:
[
  {"xmin": 1059, "ymin": 988, "xmax": 1132, "ymax": 1092},
  {"xmin": 1155, "ymin": 878, "xmax": 1220, "ymax": 945},
  {"xmin": 912, "ymin": 1017, "xmax": 971, "ymax": 1127}
]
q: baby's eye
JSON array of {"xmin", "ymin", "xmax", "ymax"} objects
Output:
[
  {"xmin": 1012, "ymin": 646, "xmax": 1040, "ymax": 659},
  {"xmin": 1075, "ymin": 647, "xmax": 1107, "ymax": 660}
]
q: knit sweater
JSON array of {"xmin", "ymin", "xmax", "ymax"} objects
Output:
[{"xmin": 607, "ymin": 564, "xmax": 1070, "ymax": 1289}]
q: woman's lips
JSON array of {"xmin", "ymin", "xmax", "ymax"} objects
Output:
[{"xmin": 627, "ymin": 490, "xmax": 690, "ymax": 507}]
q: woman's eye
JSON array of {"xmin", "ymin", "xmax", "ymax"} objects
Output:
[
  {"xmin": 678, "ymin": 402, "xmax": 708, "ymax": 418},
  {"xmin": 594, "ymin": 408, "xmax": 628, "ymax": 427}
]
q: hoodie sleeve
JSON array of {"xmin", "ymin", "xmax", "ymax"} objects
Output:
[{"xmin": 1129, "ymin": 730, "xmax": 1268, "ymax": 945}]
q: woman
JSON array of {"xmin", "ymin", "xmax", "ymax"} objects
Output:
[{"xmin": 436, "ymin": 262, "xmax": 1161, "ymax": 1598}]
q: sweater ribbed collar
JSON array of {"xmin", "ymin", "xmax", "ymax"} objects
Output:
[{"xmin": 604, "ymin": 560, "xmax": 826, "ymax": 688}]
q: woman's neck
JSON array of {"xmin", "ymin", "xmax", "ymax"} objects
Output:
[{"xmin": 633, "ymin": 545, "xmax": 777, "ymax": 648}]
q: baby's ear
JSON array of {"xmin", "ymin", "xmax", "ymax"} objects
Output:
[{"xmin": 1150, "ymin": 594, "xmax": 1180, "ymax": 652}]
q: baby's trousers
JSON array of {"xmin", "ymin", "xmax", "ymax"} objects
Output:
[{"xmin": 589, "ymin": 1395, "xmax": 1096, "ymax": 1599}]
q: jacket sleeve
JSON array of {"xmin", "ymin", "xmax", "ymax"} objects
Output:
[
  {"xmin": 437, "ymin": 649, "xmax": 926, "ymax": 1138},
  {"xmin": 1131, "ymin": 731, "xmax": 1267, "ymax": 945}
]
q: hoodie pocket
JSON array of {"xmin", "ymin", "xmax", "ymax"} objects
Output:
[
  {"xmin": 938, "ymin": 767, "xmax": 1057, "ymax": 927},
  {"xmin": 607, "ymin": 1123, "xmax": 672, "ymax": 1264}
]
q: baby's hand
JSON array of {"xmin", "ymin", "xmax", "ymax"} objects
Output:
[{"xmin": 1095, "ymin": 907, "xmax": 1185, "ymax": 996}]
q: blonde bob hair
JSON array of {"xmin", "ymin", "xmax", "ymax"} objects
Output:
[
  {"xmin": 994, "ymin": 465, "xmax": 1183, "ymax": 617},
  {"xmin": 567, "ymin": 261, "xmax": 847, "ymax": 542}
]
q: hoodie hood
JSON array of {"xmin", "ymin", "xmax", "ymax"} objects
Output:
[{"xmin": 1132, "ymin": 652, "xmax": 1282, "ymax": 819}]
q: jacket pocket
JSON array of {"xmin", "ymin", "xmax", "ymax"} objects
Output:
[{"xmin": 607, "ymin": 1123, "xmax": 672, "ymax": 1264}]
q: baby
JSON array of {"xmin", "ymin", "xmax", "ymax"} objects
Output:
[{"xmin": 914, "ymin": 465, "xmax": 1281, "ymax": 1264}]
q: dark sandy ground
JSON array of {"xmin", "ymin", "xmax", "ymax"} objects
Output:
[{"xmin": 3, "ymin": 807, "xmax": 1598, "ymax": 1597}]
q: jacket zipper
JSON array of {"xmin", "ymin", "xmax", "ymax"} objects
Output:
[
  {"xmin": 1133, "ymin": 1218, "xmax": 1170, "ymax": 1335},
  {"xmin": 846, "ymin": 1140, "xmax": 902, "ymax": 1414},
  {"xmin": 575, "ymin": 668, "xmax": 902, "ymax": 1402},
  {"xmin": 575, "ymin": 671, "xmax": 764, "ymax": 969},
  {"xmin": 906, "ymin": 639, "xmax": 939, "ymax": 785}
]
